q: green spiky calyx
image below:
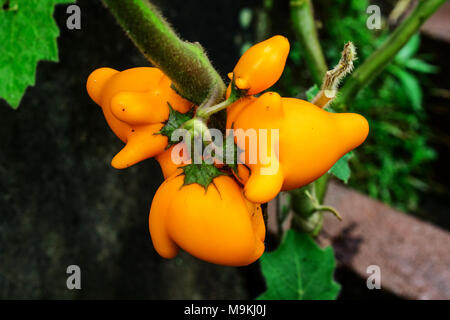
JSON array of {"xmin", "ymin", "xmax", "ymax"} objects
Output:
[
  {"xmin": 181, "ymin": 162, "xmax": 227, "ymax": 191},
  {"xmin": 102, "ymin": 0, "xmax": 225, "ymax": 106},
  {"xmin": 156, "ymin": 103, "xmax": 194, "ymax": 147}
]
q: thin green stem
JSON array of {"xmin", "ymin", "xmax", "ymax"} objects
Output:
[
  {"xmin": 290, "ymin": 0, "xmax": 328, "ymax": 85},
  {"xmin": 196, "ymin": 97, "xmax": 236, "ymax": 120},
  {"xmin": 102, "ymin": 0, "xmax": 225, "ymax": 106},
  {"xmin": 314, "ymin": 174, "xmax": 329, "ymax": 203},
  {"xmin": 316, "ymin": 205, "xmax": 342, "ymax": 221},
  {"xmin": 335, "ymin": 0, "xmax": 446, "ymax": 111}
]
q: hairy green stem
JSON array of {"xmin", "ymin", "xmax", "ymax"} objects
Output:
[
  {"xmin": 290, "ymin": 0, "xmax": 328, "ymax": 85},
  {"xmin": 102, "ymin": 0, "xmax": 225, "ymax": 106},
  {"xmin": 335, "ymin": 0, "xmax": 446, "ymax": 111}
]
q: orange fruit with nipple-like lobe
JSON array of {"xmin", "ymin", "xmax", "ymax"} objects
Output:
[
  {"xmin": 86, "ymin": 67, "xmax": 193, "ymax": 169},
  {"xmin": 227, "ymin": 91, "xmax": 369, "ymax": 204},
  {"xmin": 148, "ymin": 168, "xmax": 265, "ymax": 266}
]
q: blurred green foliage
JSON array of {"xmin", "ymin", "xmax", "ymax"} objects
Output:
[
  {"xmin": 318, "ymin": 0, "xmax": 437, "ymax": 212},
  {"xmin": 240, "ymin": 0, "xmax": 437, "ymax": 212}
]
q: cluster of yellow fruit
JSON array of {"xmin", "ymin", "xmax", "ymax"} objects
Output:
[{"xmin": 86, "ymin": 36, "xmax": 368, "ymax": 266}]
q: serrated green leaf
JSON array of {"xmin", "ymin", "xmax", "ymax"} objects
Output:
[
  {"xmin": 181, "ymin": 162, "xmax": 227, "ymax": 190},
  {"xmin": 306, "ymin": 84, "xmax": 319, "ymax": 102},
  {"xmin": 329, "ymin": 152, "xmax": 353, "ymax": 183},
  {"xmin": 0, "ymin": 0, "xmax": 75, "ymax": 109},
  {"xmin": 257, "ymin": 230, "xmax": 340, "ymax": 300}
]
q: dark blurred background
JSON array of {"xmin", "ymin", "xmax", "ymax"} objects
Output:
[{"xmin": 0, "ymin": 0, "xmax": 448, "ymax": 299}]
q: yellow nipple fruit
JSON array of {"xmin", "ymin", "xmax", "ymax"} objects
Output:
[
  {"xmin": 226, "ymin": 35, "xmax": 290, "ymax": 96},
  {"xmin": 148, "ymin": 166, "xmax": 266, "ymax": 266},
  {"xmin": 227, "ymin": 91, "xmax": 369, "ymax": 204},
  {"xmin": 86, "ymin": 67, "xmax": 193, "ymax": 169}
]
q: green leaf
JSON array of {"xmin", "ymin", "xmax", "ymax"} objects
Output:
[
  {"xmin": 395, "ymin": 33, "xmax": 420, "ymax": 63},
  {"xmin": 181, "ymin": 162, "xmax": 227, "ymax": 191},
  {"xmin": 404, "ymin": 58, "xmax": 438, "ymax": 74},
  {"xmin": 258, "ymin": 230, "xmax": 340, "ymax": 300},
  {"xmin": 305, "ymin": 84, "xmax": 319, "ymax": 102},
  {"xmin": 0, "ymin": 0, "xmax": 75, "ymax": 109},
  {"xmin": 329, "ymin": 152, "xmax": 353, "ymax": 183},
  {"xmin": 157, "ymin": 103, "xmax": 194, "ymax": 146},
  {"xmin": 389, "ymin": 66, "xmax": 423, "ymax": 111}
]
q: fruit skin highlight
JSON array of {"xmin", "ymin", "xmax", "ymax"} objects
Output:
[
  {"xmin": 227, "ymin": 91, "xmax": 369, "ymax": 204},
  {"xmin": 148, "ymin": 168, "xmax": 266, "ymax": 266},
  {"xmin": 86, "ymin": 67, "xmax": 192, "ymax": 169}
]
